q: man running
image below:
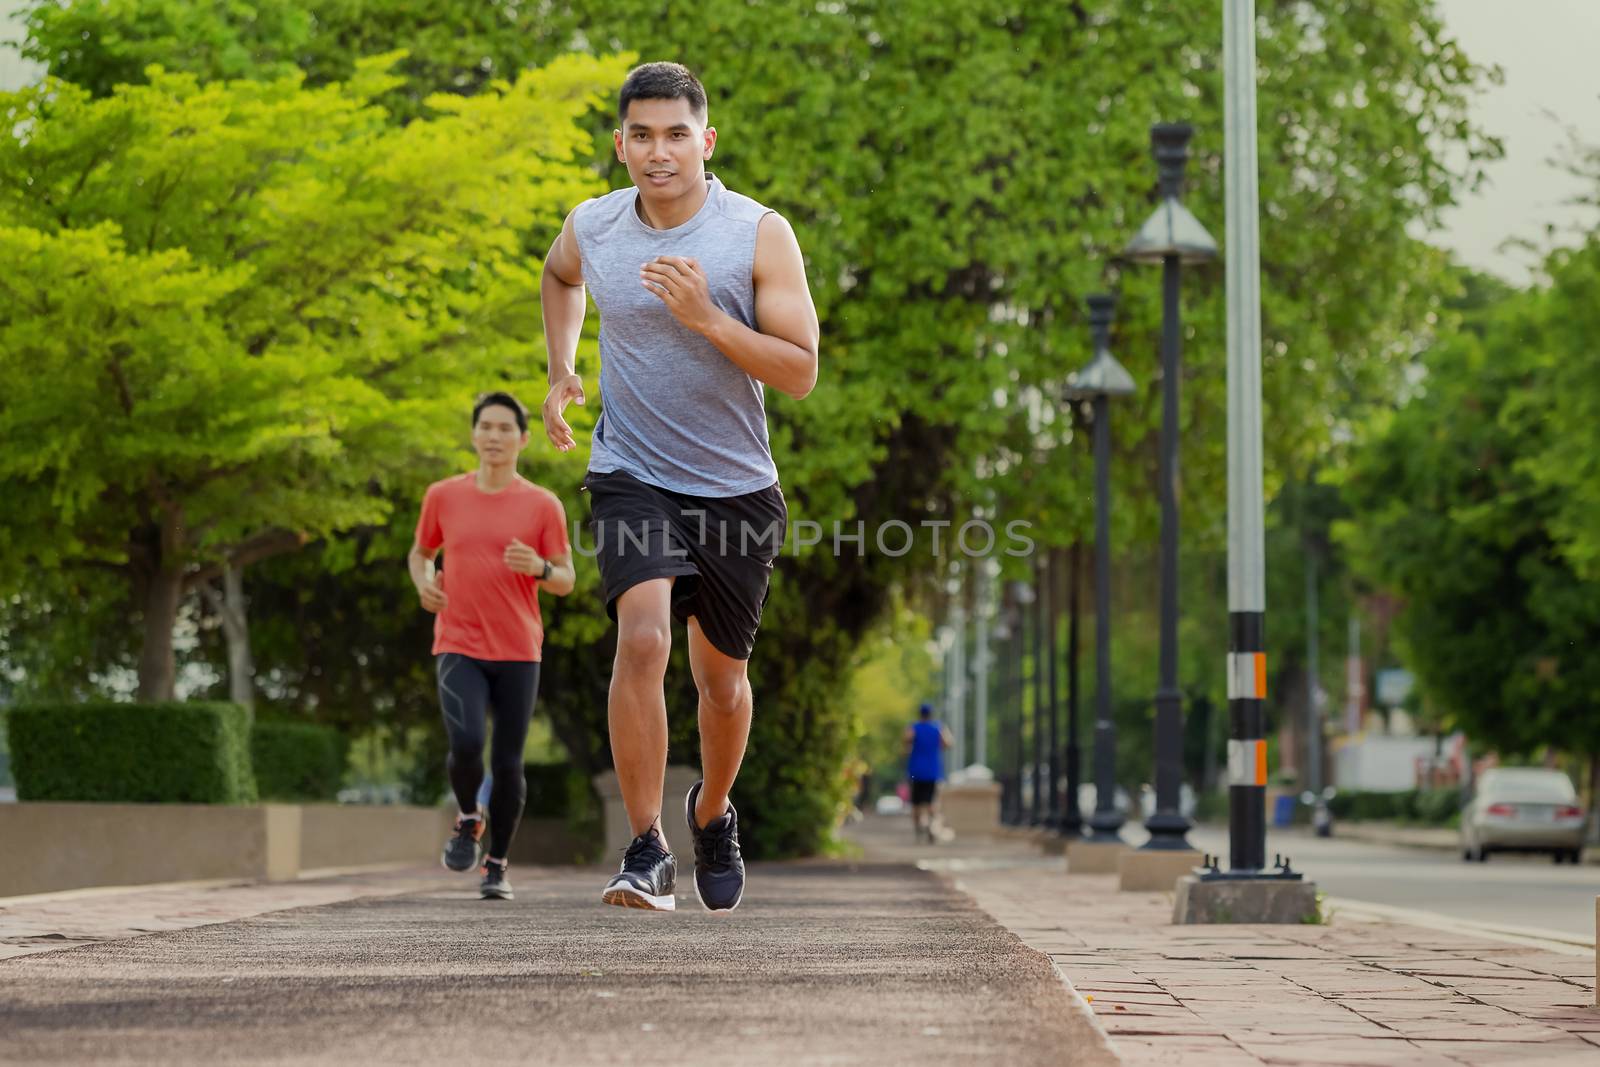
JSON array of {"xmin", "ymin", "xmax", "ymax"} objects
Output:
[
  {"xmin": 409, "ymin": 391, "xmax": 576, "ymax": 900},
  {"xmin": 540, "ymin": 62, "xmax": 819, "ymax": 912},
  {"xmin": 904, "ymin": 703, "xmax": 953, "ymax": 844}
]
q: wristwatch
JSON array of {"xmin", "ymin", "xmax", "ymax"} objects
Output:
[{"xmin": 539, "ymin": 559, "xmax": 553, "ymax": 581}]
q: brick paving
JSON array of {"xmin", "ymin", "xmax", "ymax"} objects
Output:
[{"xmin": 935, "ymin": 842, "xmax": 1600, "ymax": 1065}]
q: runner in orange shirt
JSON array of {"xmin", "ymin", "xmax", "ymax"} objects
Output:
[{"xmin": 408, "ymin": 392, "xmax": 576, "ymax": 900}]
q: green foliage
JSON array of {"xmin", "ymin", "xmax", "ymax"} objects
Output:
[
  {"xmin": 1325, "ymin": 787, "xmax": 1460, "ymax": 826},
  {"xmin": 0, "ymin": 50, "xmax": 623, "ymax": 698},
  {"xmin": 10, "ymin": 701, "xmax": 256, "ymax": 803},
  {"xmin": 522, "ymin": 761, "xmax": 587, "ymax": 818},
  {"xmin": 1412, "ymin": 787, "xmax": 1461, "ymax": 825},
  {"xmin": 845, "ymin": 606, "xmax": 939, "ymax": 785},
  {"xmin": 9, "ymin": 0, "xmax": 1498, "ymax": 854},
  {"xmin": 251, "ymin": 720, "xmax": 348, "ymax": 801},
  {"xmin": 1512, "ymin": 236, "xmax": 1600, "ymax": 578},
  {"xmin": 1338, "ymin": 269, "xmax": 1600, "ymax": 762}
]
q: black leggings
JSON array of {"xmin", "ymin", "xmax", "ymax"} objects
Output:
[{"xmin": 436, "ymin": 654, "xmax": 540, "ymax": 861}]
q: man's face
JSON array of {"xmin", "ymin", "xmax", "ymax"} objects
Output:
[
  {"xmin": 614, "ymin": 97, "xmax": 716, "ymax": 199},
  {"xmin": 472, "ymin": 405, "xmax": 528, "ymax": 464}
]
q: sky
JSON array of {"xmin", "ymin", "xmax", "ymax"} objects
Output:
[
  {"xmin": 2, "ymin": 2, "xmax": 1596, "ymax": 285},
  {"xmin": 1429, "ymin": 0, "xmax": 1600, "ymax": 283}
]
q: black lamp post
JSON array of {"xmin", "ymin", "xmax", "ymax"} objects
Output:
[
  {"xmin": 1025, "ymin": 573, "xmax": 1044, "ymax": 826},
  {"xmin": 994, "ymin": 603, "xmax": 1013, "ymax": 825},
  {"xmin": 1045, "ymin": 547, "xmax": 1062, "ymax": 830},
  {"xmin": 1123, "ymin": 123, "xmax": 1217, "ymax": 852},
  {"xmin": 1059, "ymin": 540, "xmax": 1085, "ymax": 839},
  {"xmin": 1066, "ymin": 293, "xmax": 1137, "ymax": 845}
]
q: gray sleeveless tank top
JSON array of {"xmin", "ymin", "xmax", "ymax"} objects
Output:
[{"xmin": 573, "ymin": 174, "xmax": 779, "ymax": 497}]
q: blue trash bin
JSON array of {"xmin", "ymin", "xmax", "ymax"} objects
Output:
[{"xmin": 1272, "ymin": 793, "xmax": 1296, "ymax": 827}]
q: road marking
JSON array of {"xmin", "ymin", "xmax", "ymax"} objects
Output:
[{"xmin": 1328, "ymin": 896, "xmax": 1594, "ymax": 956}]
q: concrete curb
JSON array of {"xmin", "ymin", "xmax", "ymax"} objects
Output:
[{"xmin": 934, "ymin": 868, "xmax": 1124, "ymax": 1067}]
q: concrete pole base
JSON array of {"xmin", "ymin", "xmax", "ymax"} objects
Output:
[
  {"xmin": 1066, "ymin": 839, "xmax": 1128, "ymax": 874},
  {"xmin": 1172, "ymin": 874, "xmax": 1322, "ymax": 924},
  {"xmin": 1119, "ymin": 848, "xmax": 1203, "ymax": 891}
]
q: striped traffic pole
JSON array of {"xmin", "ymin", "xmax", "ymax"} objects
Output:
[{"xmin": 1222, "ymin": 0, "xmax": 1274, "ymax": 876}]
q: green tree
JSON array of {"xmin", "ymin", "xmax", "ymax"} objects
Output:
[
  {"xmin": 1337, "ymin": 271, "xmax": 1600, "ymax": 793},
  {"xmin": 11, "ymin": 0, "xmax": 1497, "ymax": 853},
  {"xmin": 0, "ymin": 54, "xmax": 624, "ymax": 700}
]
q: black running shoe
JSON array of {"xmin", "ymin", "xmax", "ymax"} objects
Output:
[
  {"xmin": 686, "ymin": 780, "xmax": 745, "ymax": 912},
  {"xmin": 601, "ymin": 828, "xmax": 677, "ymax": 911},
  {"xmin": 480, "ymin": 858, "xmax": 513, "ymax": 901},
  {"xmin": 442, "ymin": 813, "xmax": 485, "ymax": 872}
]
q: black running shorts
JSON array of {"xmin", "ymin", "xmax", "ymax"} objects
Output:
[
  {"xmin": 909, "ymin": 779, "xmax": 939, "ymax": 806},
  {"xmin": 582, "ymin": 469, "xmax": 787, "ymax": 660}
]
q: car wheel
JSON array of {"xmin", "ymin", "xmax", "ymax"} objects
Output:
[
  {"xmin": 1461, "ymin": 848, "xmax": 1473, "ymax": 862},
  {"xmin": 1553, "ymin": 851, "xmax": 1566, "ymax": 864},
  {"xmin": 1477, "ymin": 847, "xmax": 1490, "ymax": 862}
]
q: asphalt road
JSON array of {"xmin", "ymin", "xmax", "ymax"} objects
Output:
[
  {"xmin": 0, "ymin": 863, "xmax": 1110, "ymax": 1066},
  {"xmin": 1184, "ymin": 824, "xmax": 1600, "ymax": 941}
]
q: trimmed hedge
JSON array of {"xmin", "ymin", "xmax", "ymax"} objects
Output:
[
  {"xmin": 1327, "ymin": 787, "xmax": 1462, "ymax": 826},
  {"xmin": 10, "ymin": 701, "xmax": 256, "ymax": 804},
  {"xmin": 252, "ymin": 721, "xmax": 348, "ymax": 802},
  {"xmin": 523, "ymin": 761, "xmax": 601, "ymax": 820}
]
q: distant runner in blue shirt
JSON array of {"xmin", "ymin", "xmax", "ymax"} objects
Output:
[{"xmin": 903, "ymin": 702, "xmax": 953, "ymax": 844}]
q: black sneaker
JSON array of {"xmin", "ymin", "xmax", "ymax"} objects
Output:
[
  {"xmin": 480, "ymin": 858, "xmax": 513, "ymax": 900},
  {"xmin": 601, "ymin": 828, "xmax": 677, "ymax": 911},
  {"xmin": 686, "ymin": 780, "xmax": 745, "ymax": 912},
  {"xmin": 442, "ymin": 813, "xmax": 485, "ymax": 872}
]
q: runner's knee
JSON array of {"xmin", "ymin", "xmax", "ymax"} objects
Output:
[
  {"xmin": 615, "ymin": 621, "xmax": 671, "ymax": 674},
  {"xmin": 697, "ymin": 672, "xmax": 749, "ymax": 715}
]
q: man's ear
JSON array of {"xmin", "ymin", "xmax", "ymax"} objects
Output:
[
  {"xmin": 613, "ymin": 128, "xmax": 626, "ymax": 163},
  {"xmin": 703, "ymin": 126, "xmax": 718, "ymax": 161}
]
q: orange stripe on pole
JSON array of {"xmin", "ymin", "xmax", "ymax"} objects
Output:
[
  {"xmin": 1253, "ymin": 653, "xmax": 1267, "ymax": 699},
  {"xmin": 1254, "ymin": 739, "xmax": 1268, "ymax": 786}
]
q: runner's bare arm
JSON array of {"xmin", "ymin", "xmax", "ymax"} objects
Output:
[
  {"xmin": 541, "ymin": 211, "xmax": 588, "ymax": 451},
  {"xmin": 639, "ymin": 213, "xmax": 818, "ymax": 399},
  {"xmin": 407, "ymin": 542, "xmax": 447, "ymax": 612},
  {"xmin": 540, "ymin": 551, "xmax": 576, "ymax": 596},
  {"xmin": 504, "ymin": 540, "xmax": 576, "ymax": 597}
]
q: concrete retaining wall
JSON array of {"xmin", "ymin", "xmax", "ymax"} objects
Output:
[{"xmin": 0, "ymin": 802, "xmax": 450, "ymax": 898}]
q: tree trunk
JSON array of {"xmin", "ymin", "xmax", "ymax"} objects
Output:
[
  {"xmin": 201, "ymin": 562, "xmax": 256, "ymax": 718},
  {"xmin": 136, "ymin": 566, "xmax": 184, "ymax": 702}
]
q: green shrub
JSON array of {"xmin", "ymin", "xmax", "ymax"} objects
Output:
[
  {"xmin": 252, "ymin": 721, "xmax": 347, "ymax": 802},
  {"xmin": 1412, "ymin": 787, "xmax": 1462, "ymax": 825},
  {"xmin": 523, "ymin": 761, "xmax": 590, "ymax": 818},
  {"xmin": 10, "ymin": 701, "xmax": 256, "ymax": 804},
  {"xmin": 1326, "ymin": 788, "xmax": 1460, "ymax": 823}
]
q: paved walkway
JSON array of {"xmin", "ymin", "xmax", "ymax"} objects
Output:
[
  {"xmin": 0, "ymin": 860, "xmax": 1111, "ymax": 1066},
  {"xmin": 847, "ymin": 818, "xmax": 1600, "ymax": 1066}
]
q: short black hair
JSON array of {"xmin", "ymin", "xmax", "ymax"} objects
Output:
[
  {"xmin": 472, "ymin": 391, "xmax": 527, "ymax": 432},
  {"xmin": 619, "ymin": 62, "xmax": 707, "ymax": 124},
  {"xmin": 919, "ymin": 702, "xmax": 934, "ymax": 719}
]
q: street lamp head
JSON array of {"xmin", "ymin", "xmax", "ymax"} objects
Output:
[
  {"xmin": 1066, "ymin": 292, "xmax": 1136, "ymax": 401},
  {"xmin": 1122, "ymin": 122, "xmax": 1218, "ymax": 265},
  {"xmin": 1151, "ymin": 123, "xmax": 1194, "ymax": 198},
  {"xmin": 1123, "ymin": 199, "xmax": 1218, "ymax": 264}
]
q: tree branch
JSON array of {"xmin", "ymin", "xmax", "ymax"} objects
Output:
[{"xmin": 183, "ymin": 529, "xmax": 308, "ymax": 590}]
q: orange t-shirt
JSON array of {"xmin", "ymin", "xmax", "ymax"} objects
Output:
[{"xmin": 414, "ymin": 473, "xmax": 571, "ymax": 662}]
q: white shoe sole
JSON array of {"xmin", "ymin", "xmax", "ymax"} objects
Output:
[{"xmin": 601, "ymin": 883, "xmax": 676, "ymax": 911}]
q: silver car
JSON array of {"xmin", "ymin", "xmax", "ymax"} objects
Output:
[{"xmin": 1460, "ymin": 767, "xmax": 1586, "ymax": 863}]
